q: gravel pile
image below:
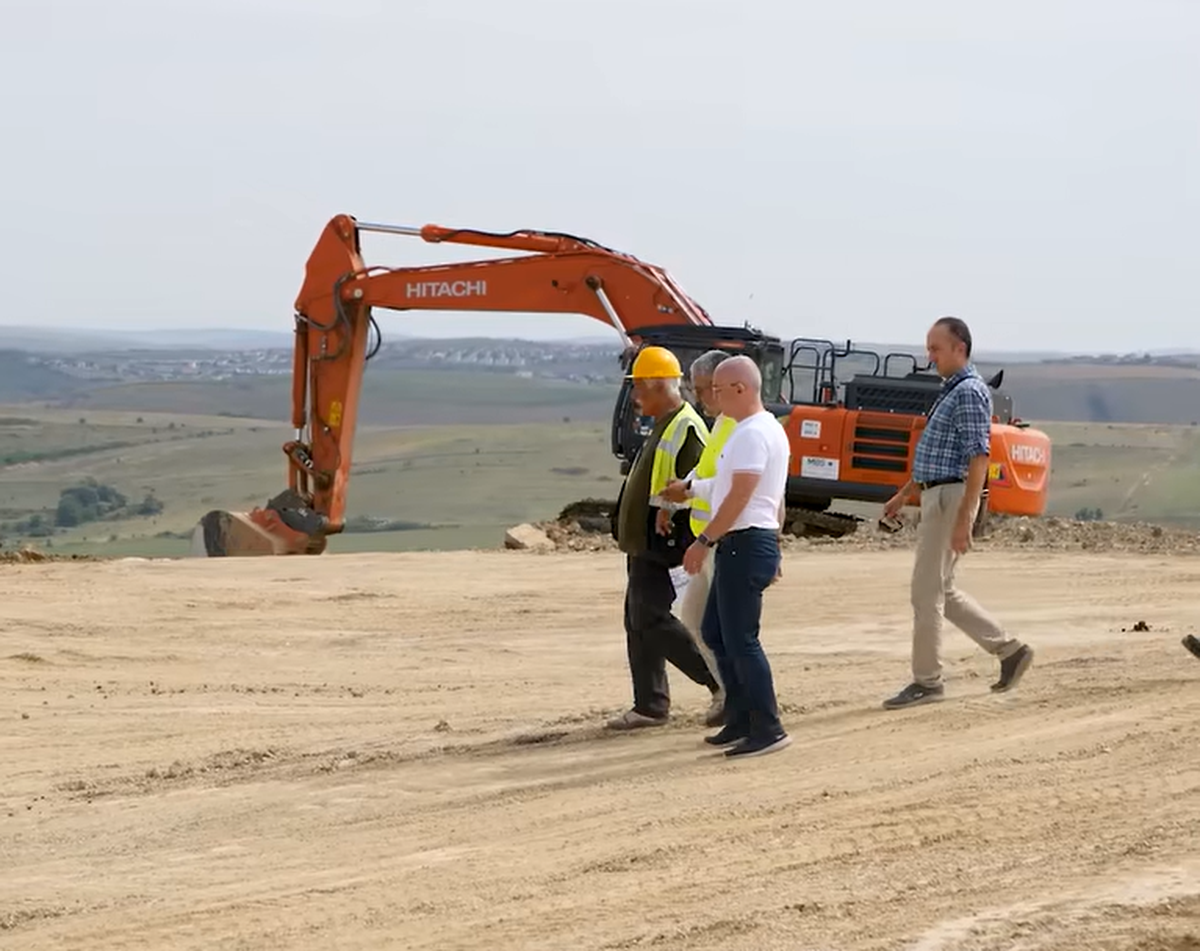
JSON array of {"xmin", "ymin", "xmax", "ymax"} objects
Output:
[
  {"xmin": 524, "ymin": 513, "xmax": 1200, "ymax": 556},
  {"xmin": 0, "ymin": 548, "xmax": 98, "ymax": 565}
]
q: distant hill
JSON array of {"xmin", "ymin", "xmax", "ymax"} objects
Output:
[
  {"xmin": 3, "ymin": 328, "xmax": 1200, "ymax": 427},
  {"xmin": 0, "ymin": 350, "xmax": 90, "ymax": 401},
  {"xmin": 0, "ymin": 326, "xmax": 295, "ymax": 353}
]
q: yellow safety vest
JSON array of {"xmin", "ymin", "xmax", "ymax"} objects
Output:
[
  {"xmin": 688, "ymin": 414, "xmax": 737, "ymax": 536},
  {"xmin": 649, "ymin": 402, "xmax": 709, "ymax": 499}
]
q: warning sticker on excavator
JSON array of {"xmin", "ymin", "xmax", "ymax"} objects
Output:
[
  {"xmin": 328, "ymin": 400, "xmax": 343, "ymax": 427},
  {"xmin": 800, "ymin": 419, "xmax": 821, "ymax": 439},
  {"xmin": 801, "ymin": 456, "xmax": 839, "ymax": 480}
]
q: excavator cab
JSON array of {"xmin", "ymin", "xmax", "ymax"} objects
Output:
[{"xmin": 610, "ymin": 324, "xmax": 785, "ymax": 473}]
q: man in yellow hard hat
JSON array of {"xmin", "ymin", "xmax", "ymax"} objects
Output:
[{"xmin": 607, "ymin": 345, "xmax": 724, "ymax": 731}]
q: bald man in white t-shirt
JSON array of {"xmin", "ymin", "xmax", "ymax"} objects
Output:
[{"xmin": 680, "ymin": 355, "xmax": 792, "ymax": 759}]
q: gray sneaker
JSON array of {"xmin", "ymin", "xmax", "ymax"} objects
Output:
[
  {"xmin": 882, "ymin": 682, "xmax": 945, "ymax": 710},
  {"xmin": 605, "ymin": 709, "xmax": 668, "ymax": 730}
]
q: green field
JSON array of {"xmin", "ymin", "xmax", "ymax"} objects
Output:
[
  {"xmin": 0, "ymin": 405, "xmax": 621, "ymax": 556},
  {"xmin": 2, "ymin": 366, "xmax": 1200, "ymax": 557},
  {"xmin": 1036, "ymin": 420, "xmax": 1200, "ymax": 524},
  {"xmin": 53, "ymin": 368, "xmax": 619, "ymax": 426}
]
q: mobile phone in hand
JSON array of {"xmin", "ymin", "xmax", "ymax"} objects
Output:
[{"xmin": 878, "ymin": 513, "xmax": 904, "ymax": 534}]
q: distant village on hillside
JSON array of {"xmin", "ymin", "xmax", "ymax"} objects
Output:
[
  {"xmin": 21, "ymin": 339, "xmax": 624, "ymax": 386},
  {"xmin": 14, "ymin": 336, "xmax": 1200, "ymax": 388}
]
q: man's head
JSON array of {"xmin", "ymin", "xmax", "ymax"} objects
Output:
[
  {"xmin": 711, "ymin": 355, "xmax": 763, "ymax": 421},
  {"xmin": 688, "ymin": 349, "xmax": 731, "ymax": 416},
  {"xmin": 926, "ymin": 316, "xmax": 973, "ymax": 378},
  {"xmin": 628, "ymin": 345, "xmax": 684, "ymax": 419}
]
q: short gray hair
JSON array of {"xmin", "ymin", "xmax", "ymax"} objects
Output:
[
  {"xmin": 690, "ymin": 349, "xmax": 730, "ymax": 381},
  {"xmin": 644, "ymin": 376, "xmax": 682, "ymax": 397}
]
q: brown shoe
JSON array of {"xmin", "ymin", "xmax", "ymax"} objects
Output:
[{"xmin": 1183, "ymin": 635, "xmax": 1200, "ymax": 660}]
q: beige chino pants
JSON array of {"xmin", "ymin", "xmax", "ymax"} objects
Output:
[
  {"xmin": 911, "ymin": 482, "xmax": 1021, "ymax": 686},
  {"xmin": 677, "ymin": 546, "xmax": 723, "ymax": 691}
]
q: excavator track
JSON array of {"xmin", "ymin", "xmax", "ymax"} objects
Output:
[{"xmin": 785, "ymin": 508, "xmax": 862, "ymax": 539}]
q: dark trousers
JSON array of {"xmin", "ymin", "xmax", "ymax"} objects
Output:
[
  {"xmin": 625, "ymin": 554, "xmax": 720, "ymax": 718},
  {"xmin": 700, "ymin": 528, "xmax": 784, "ymax": 739}
]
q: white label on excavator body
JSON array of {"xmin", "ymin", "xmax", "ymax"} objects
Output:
[
  {"xmin": 800, "ymin": 419, "xmax": 821, "ymax": 439},
  {"xmin": 1010, "ymin": 443, "xmax": 1047, "ymax": 466},
  {"xmin": 801, "ymin": 455, "xmax": 840, "ymax": 480},
  {"xmin": 406, "ymin": 280, "xmax": 488, "ymax": 299}
]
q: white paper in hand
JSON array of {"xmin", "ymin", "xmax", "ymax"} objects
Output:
[{"xmin": 668, "ymin": 565, "xmax": 691, "ymax": 612}]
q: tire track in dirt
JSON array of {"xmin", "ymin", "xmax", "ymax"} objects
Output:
[{"xmin": 3, "ymin": 550, "xmax": 1200, "ymax": 951}]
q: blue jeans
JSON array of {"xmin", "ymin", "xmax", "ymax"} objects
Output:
[{"xmin": 700, "ymin": 528, "xmax": 784, "ymax": 738}]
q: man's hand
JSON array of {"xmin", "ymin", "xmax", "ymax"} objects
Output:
[
  {"xmin": 682, "ymin": 541, "xmax": 708, "ymax": 575},
  {"xmin": 769, "ymin": 562, "xmax": 782, "ymax": 586},
  {"xmin": 660, "ymin": 480, "xmax": 690, "ymax": 504},
  {"xmin": 655, "ymin": 507, "xmax": 672, "ymax": 536},
  {"xmin": 883, "ymin": 479, "xmax": 916, "ymax": 519},
  {"xmin": 951, "ymin": 513, "xmax": 972, "ymax": 555}
]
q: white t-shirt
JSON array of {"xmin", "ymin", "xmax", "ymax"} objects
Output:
[{"xmin": 709, "ymin": 411, "xmax": 790, "ymax": 532}]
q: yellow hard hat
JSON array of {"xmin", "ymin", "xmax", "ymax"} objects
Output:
[{"xmin": 627, "ymin": 346, "xmax": 682, "ymax": 380}]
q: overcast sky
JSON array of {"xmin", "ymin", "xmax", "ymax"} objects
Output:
[{"xmin": 2, "ymin": 0, "xmax": 1197, "ymax": 352}]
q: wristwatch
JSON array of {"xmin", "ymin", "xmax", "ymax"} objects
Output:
[{"xmin": 697, "ymin": 532, "xmax": 716, "ymax": 548}]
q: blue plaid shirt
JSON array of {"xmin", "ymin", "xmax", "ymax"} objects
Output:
[{"xmin": 911, "ymin": 364, "xmax": 992, "ymax": 483}]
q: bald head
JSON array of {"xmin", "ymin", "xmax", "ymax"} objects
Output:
[
  {"xmin": 712, "ymin": 355, "xmax": 763, "ymax": 421},
  {"xmin": 714, "ymin": 355, "xmax": 761, "ymax": 388}
]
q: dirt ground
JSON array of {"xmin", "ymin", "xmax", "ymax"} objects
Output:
[{"xmin": 3, "ymin": 545, "xmax": 1200, "ymax": 950}]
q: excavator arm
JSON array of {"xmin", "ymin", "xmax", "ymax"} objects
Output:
[{"xmin": 194, "ymin": 214, "xmax": 712, "ymax": 556}]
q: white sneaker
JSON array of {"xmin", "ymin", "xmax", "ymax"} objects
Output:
[{"xmin": 703, "ymin": 691, "xmax": 726, "ymax": 727}]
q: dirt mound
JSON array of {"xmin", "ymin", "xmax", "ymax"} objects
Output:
[
  {"xmin": 788, "ymin": 514, "xmax": 1200, "ymax": 555},
  {"xmin": 0, "ymin": 547, "xmax": 99, "ymax": 565},
  {"xmin": 980, "ymin": 515, "xmax": 1200, "ymax": 554},
  {"xmin": 556, "ymin": 498, "xmax": 618, "ymax": 522},
  {"xmin": 517, "ymin": 514, "xmax": 1200, "ymax": 557}
]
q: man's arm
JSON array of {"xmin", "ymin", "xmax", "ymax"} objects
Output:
[
  {"xmin": 884, "ymin": 478, "xmax": 919, "ymax": 517},
  {"xmin": 960, "ymin": 455, "xmax": 989, "ymax": 518},
  {"xmin": 950, "ymin": 385, "xmax": 993, "ymax": 551},
  {"xmin": 687, "ymin": 474, "xmax": 715, "ymax": 504},
  {"xmin": 953, "ymin": 385, "xmax": 992, "ymax": 527}
]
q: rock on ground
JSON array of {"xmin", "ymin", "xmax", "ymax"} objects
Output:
[{"xmin": 503, "ymin": 523, "xmax": 555, "ymax": 552}]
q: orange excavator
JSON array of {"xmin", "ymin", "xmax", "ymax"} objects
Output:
[{"xmin": 194, "ymin": 214, "xmax": 1051, "ymax": 556}]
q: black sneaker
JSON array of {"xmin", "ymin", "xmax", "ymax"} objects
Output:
[
  {"xmin": 704, "ymin": 723, "xmax": 748, "ymax": 746},
  {"xmin": 724, "ymin": 732, "xmax": 792, "ymax": 758},
  {"xmin": 882, "ymin": 682, "xmax": 945, "ymax": 710},
  {"xmin": 1183, "ymin": 634, "xmax": 1200, "ymax": 660},
  {"xmin": 991, "ymin": 645, "xmax": 1033, "ymax": 692}
]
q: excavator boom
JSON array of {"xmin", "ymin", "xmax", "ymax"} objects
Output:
[{"xmin": 195, "ymin": 214, "xmax": 712, "ymax": 556}]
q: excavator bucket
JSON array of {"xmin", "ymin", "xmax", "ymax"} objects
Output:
[{"xmin": 190, "ymin": 490, "xmax": 329, "ymax": 557}]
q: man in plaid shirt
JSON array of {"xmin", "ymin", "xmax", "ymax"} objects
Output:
[{"xmin": 880, "ymin": 317, "xmax": 1034, "ymax": 709}]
